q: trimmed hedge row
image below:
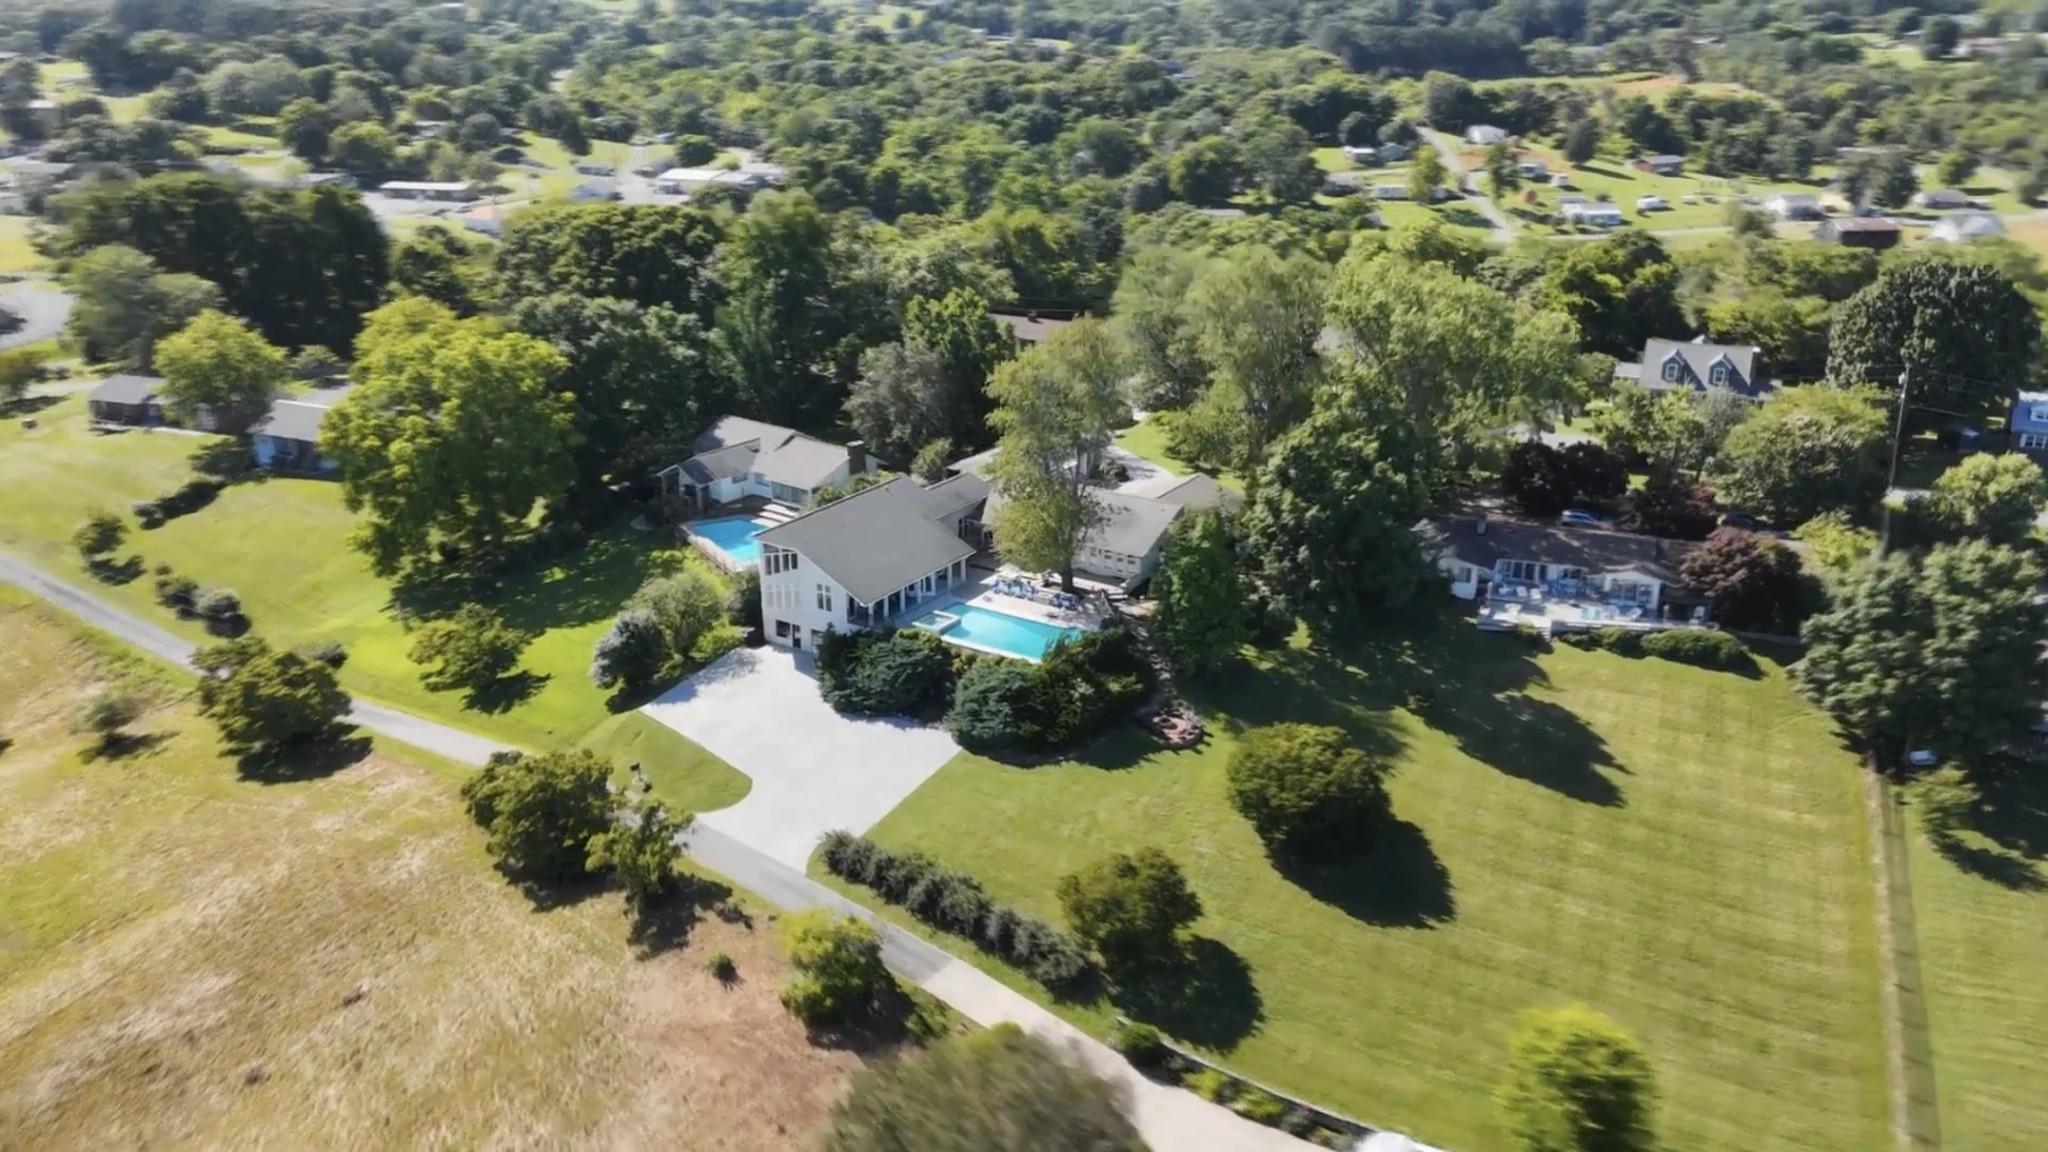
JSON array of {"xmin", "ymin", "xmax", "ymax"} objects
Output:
[
  {"xmin": 819, "ymin": 830, "xmax": 1094, "ymax": 993},
  {"xmin": 1557, "ymin": 625, "xmax": 1752, "ymax": 672}
]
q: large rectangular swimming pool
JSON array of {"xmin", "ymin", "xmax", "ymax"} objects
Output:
[
  {"xmin": 911, "ymin": 603, "xmax": 1086, "ymax": 662},
  {"xmin": 690, "ymin": 515, "xmax": 768, "ymax": 566}
]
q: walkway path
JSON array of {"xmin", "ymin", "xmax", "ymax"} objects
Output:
[{"xmin": 0, "ymin": 549, "xmax": 1317, "ymax": 1152}]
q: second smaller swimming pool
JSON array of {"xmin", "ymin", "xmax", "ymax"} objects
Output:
[
  {"xmin": 690, "ymin": 515, "xmax": 770, "ymax": 566},
  {"xmin": 912, "ymin": 603, "xmax": 1086, "ymax": 661}
]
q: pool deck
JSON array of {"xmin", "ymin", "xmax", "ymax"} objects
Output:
[{"xmin": 903, "ymin": 571, "xmax": 1109, "ymax": 660}]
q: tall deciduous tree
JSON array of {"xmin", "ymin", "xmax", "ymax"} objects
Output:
[
  {"xmin": 1923, "ymin": 448, "xmax": 2047, "ymax": 547},
  {"xmin": 1113, "ymin": 246, "xmax": 1213, "ymax": 412},
  {"xmin": 1678, "ymin": 528, "xmax": 1804, "ymax": 632},
  {"xmin": 1497, "ymin": 1004, "xmax": 1656, "ymax": 1152},
  {"xmin": 714, "ymin": 191, "xmax": 878, "ymax": 431},
  {"xmin": 1184, "ymin": 247, "xmax": 1326, "ymax": 470},
  {"xmin": 1827, "ymin": 261, "xmax": 2041, "ymax": 422},
  {"xmin": 153, "ymin": 309, "xmax": 286, "ymax": 433},
  {"xmin": 511, "ymin": 293, "xmax": 714, "ymax": 490},
  {"xmin": 458, "ymin": 749, "xmax": 614, "ymax": 883},
  {"xmin": 1244, "ymin": 409, "xmax": 1434, "ymax": 631},
  {"xmin": 495, "ymin": 203, "xmax": 724, "ymax": 318},
  {"xmin": 322, "ymin": 300, "xmax": 579, "ymax": 576},
  {"xmin": 53, "ymin": 175, "xmax": 388, "ymax": 353},
  {"xmin": 1228, "ymin": 723, "xmax": 1397, "ymax": 862},
  {"xmin": 587, "ymin": 801, "xmax": 689, "ymax": 912},
  {"xmin": 1797, "ymin": 541, "xmax": 2048, "ymax": 760},
  {"xmin": 63, "ymin": 244, "xmax": 221, "ymax": 369},
  {"xmin": 1406, "ymin": 144, "xmax": 1448, "ymax": 203},
  {"xmin": 1324, "ymin": 252, "xmax": 1581, "ymax": 480},
  {"xmin": 1151, "ymin": 509, "xmax": 1249, "ymax": 675},
  {"xmin": 1056, "ymin": 847, "xmax": 1203, "ymax": 974},
  {"xmin": 987, "ymin": 319, "xmax": 1130, "ymax": 591},
  {"xmin": 1717, "ymin": 386, "xmax": 1886, "ymax": 525},
  {"xmin": 193, "ymin": 637, "xmax": 351, "ymax": 754},
  {"xmin": 826, "ymin": 1027, "xmax": 1145, "ymax": 1152}
]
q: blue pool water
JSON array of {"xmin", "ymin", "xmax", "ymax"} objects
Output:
[
  {"xmin": 691, "ymin": 515, "xmax": 768, "ymax": 565},
  {"xmin": 914, "ymin": 603, "xmax": 1086, "ymax": 661}
]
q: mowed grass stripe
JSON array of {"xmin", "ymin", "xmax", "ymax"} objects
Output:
[{"xmin": 853, "ymin": 629, "xmax": 1889, "ymax": 1152}]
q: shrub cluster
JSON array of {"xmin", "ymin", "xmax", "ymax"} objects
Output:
[
  {"xmin": 1558, "ymin": 625, "xmax": 1750, "ymax": 671},
  {"xmin": 819, "ymin": 831, "xmax": 1094, "ymax": 993},
  {"xmin": 152, "ymin": 566, "xmax": 198, "ymax": 610},
  {"xmin": 818, "ymin": 627, "xmax": 956, "ymax": 718},
  {"xmin": 133, "ymin": 478, "xmax": 222, "ymax": 528},
  {"xmin": 295, "ymin": 641, "xmax": 348, "ymax": 669},
  {"xmin": 947, "ymin": 626, "xmax": 1150, "ymax": 754}
]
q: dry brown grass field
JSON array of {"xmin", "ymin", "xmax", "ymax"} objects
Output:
[{"xmin": 0, "ymin": 592, "xmax": 869, "ymax": 1151}]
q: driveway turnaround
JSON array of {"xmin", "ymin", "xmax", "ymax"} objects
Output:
[{"xmin": 641, "ymin": 646, "xmax": 960, "ymax": 870}]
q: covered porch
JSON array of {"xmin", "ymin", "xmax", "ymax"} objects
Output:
[{"xmin": 844, "ymin": 556, "xmax": 976, "ymax": 627}]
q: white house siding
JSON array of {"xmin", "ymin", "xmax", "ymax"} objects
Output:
[
  {"xmin": 760, "ymin": 546, "xmax": 855, "ymax": 653},
  {"xmin": 759, "ymin": 543, "xmax": 972, "ymax": 652}
]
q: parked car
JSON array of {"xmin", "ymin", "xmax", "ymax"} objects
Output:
[
  {"xmin": 1636, "ymin": 195, "xmax": 1669, "ymax": 212},
  {"xmin": 1719, "ymin": 511, "xmax": 1768, "ymax": 531},
  {"xmin": 1559, "ymin": 509, "xmax": 1608, "ymax": 527},
  {"xmin": 1907, "ymin": 749, "xmax": 1940, "ymax": 769}
]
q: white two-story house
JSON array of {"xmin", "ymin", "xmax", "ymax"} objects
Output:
[{"xmin": 753, "ymin": 475, "xmax": 989, "ymax": 652}]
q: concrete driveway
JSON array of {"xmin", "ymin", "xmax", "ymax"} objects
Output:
[{"xmin": 641, "ymin": 646, "xmax": 960, "ymax": 869}]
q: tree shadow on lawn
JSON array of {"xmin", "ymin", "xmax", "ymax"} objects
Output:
[
  {"xmin": 464, "ymin": 669, "xmax": 550, "ymax": 715},
  {"xmin": 1938, "ymin": 766, "xmax": 2048, "ymax": 891},
  {"xmin": 1282, "ymin": 818, "xmax": 1456, "ymax": 928},
  {"xmin": 1110, "ymin": 936, "xmax": 1264, "ymax": 1054},
  {"xmin": 235, "ymin": 730, "xmax": 374, "ymax": 784},
  {"xmin": 629, "ymin": 871, "xmax": 737, "ymax": 958},
  {"xmin": 388, "ymin": 524, "xmax": 681, "ymax": 634},
  {"xmin": 1215, "ymin": 609, "xmax": 1626, "ymax": 807},
  {"xmin": 78, "ymin": 729, "xmax": 174, "ymax": 763}
]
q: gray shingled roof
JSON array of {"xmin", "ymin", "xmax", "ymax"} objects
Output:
[
  {"xmin": 684, "ymin": 416, "xmax": 855, "ymax": 491},
  {"xmin": 754, "ymin": 477, "xmax": 978, "ymax": 605},
  {"xmin": 681, "ymin": 442, "xmax": 759, "ymax": 484},
  {"xmin": 88, "ymin": 374, "xmax": 164, "ymax": 406},
  {"xmin": 1087, "ymin": 490, "xmax": 1184, "ymax": 558},
  {"xmin": 1155, "ymin": 473, "xmax": 1241, "ymax": 512},
  {"xmin": 1640, "ymin": 339, "xmax": 1759, "ymax": 387},
  {"xmin": 1434, "ymin": 517, "xmax": 1701, "ymax": 587},
  {"xmin": 247, "ymin": 386, "xmax": 357, "ymax": 443}
]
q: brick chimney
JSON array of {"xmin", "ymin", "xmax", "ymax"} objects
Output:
[{"xmin": 847, "ymin": 440, "xmax": 868, "ymax": 475}]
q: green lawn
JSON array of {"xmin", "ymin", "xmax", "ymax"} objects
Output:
[
  {"xmin": 836, "ymin": 618, "xmax": 1890, "ymax": 1152},
  {"xmin": 1112, "ymin": 418, "xmax": 1244, "ymax": 492},
  {"xmin": 578, "ymin": 710, "xmax": 751, "ymax": 814},
  {"xmin": 0, "ymin": 214, "xmax": 48, "ymax": 275},
  {"xmin": 0, "ymin": 397, "xmax": 734, "ymax": 756},
  {"xmin": 1908, "ymin": 777, "xmax": 2048, "ymax": 1152}
]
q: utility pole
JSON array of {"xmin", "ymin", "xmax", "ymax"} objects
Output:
[{"xmin": 1878, "ymin": 367, "xmax": 1911, "ymax": 558}]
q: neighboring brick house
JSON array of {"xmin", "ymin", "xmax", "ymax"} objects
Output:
[{"xmin": 1614, "ymin": 338, "xmax": 1776, "ymax": 399}]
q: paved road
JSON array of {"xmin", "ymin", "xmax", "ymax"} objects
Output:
[
  {"xmin": 1418, "ymin": 127, "xmax": 1514, "ymax": 240},
  {"xmin": 0, "ymin": 549, "xmax": 1323, "ymax": 1152},
  {"xmin": 0, "ymin": 551, "xmax": 510, "ymax": 764},
  {"xmin": 0, "ymin": 280, "xmax": 73, "ymax": 352}
]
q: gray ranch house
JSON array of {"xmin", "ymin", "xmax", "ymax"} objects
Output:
[
  {"xmin": 249, "ymin": 386, "xmax": 356, "ymax": 475},
  {"xmin": 658, "ymin": 417, "xmax": 880, "ymax": 515}
]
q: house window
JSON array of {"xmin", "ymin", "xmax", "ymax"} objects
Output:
[
  {"xmin": 2029, "ymin": 407, "xmax": 2048, "ymax": 424},
  {"xmin": 1497, "ymin": 559, "xmax": 1541, "ymax": 583},
  {"xmin": 921, "ymin": 574, "xmax": 934, "ymax": 594},
  {"xmin": 772, "ymin": 482, "xmax": 806, "ymax": 503},
  {"xmin": 2020, "ymin": 433, "xmax": 2048, "ymax": 451},
  {"xmin": 774, "ymin": 620, "xmax": 791, "ymax": 638},
  {"xmin": 816, "ymin": 583, "xmax": 834, "ymax": 611},
  {"xmin": 1710, "ymin": 362, "xmax": 1731, "ymax": 387},
  {"xmin": 1660, "ymin": 357, "xmax": 1683, "ymax": 384},
  {"xmin": 763, "ymin": 547, "xmax": 797, "ymax": 575}
]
